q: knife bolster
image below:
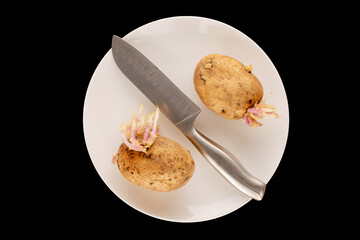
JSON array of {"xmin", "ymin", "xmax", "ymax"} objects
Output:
[{"xmin": 175, "ymin": 112, "xmax": 200, "ymax": 134}]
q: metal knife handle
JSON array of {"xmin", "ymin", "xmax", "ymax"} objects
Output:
[{"xmin": 177, "ymin": 114, "xmax": 266, "ymax": 200}]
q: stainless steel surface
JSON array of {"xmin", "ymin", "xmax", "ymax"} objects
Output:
[
  {"xmin": 177, "ymin": 114, "xmax": 266, "ymax": 201},
  {"xmin": 111, "ymin": 35, "xmax": 266, "ymax": 200},
  {"xmin": 112, "ymin": 35, "xmax": 201, "ymax": 125}
]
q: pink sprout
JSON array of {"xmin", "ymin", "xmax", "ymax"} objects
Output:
[
  {"xmin": 119, "ymin": 105, "xmax": 160, "ymax": 152},
  {"xmin": 243, "ymin": 93, "xmax": 279, "ymax": 129}
]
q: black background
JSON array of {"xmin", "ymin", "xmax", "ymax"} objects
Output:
[{"xmin": 9, "ymin": 2, "xmax": 351, "ymax": 237}]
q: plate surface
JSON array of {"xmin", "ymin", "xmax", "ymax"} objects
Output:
[{"xmin": 83, "ymin": 16, "xmax": 289, "ymax": 222}]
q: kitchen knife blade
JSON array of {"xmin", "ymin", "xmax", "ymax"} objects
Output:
[
  {"xmin": 112, "ymin": 35, "xmax": 266, "ymax": 200},
  {"xmin": 111, "ymin": 35, "xmax": 201, "ymax": 126}
]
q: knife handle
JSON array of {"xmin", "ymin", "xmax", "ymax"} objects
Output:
[{"xmin": 177, "ymin": 116, "xmax": 266, "ymax": 200}]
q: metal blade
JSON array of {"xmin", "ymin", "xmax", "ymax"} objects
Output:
[{"xmin": 112, "ymin": 35, "xmax": 201, "ymax": 125}]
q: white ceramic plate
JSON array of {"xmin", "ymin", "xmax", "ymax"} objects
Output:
[{"xmin": 83, "ymin": 16, "xmax": 289, "ymax": 222}]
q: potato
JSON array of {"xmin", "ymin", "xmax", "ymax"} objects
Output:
[
  {"xmin": 116, "ymin": 136, "xmax": 195, "ymax": 192},
  {"xmin": 194, "ymin": 54, "xmax": 263, "ymax": 120}
]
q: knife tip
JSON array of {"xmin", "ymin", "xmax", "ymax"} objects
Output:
[
  {"xmin": 112, "ymin": 35, "xmax": 121, "ymax": 48},
  {"xmin": 112, "ymin": 35, "xmax": 120, "ymax": 41}
]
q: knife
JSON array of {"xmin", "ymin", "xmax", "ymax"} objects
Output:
[{"xmin": 112, "ymin": 35, "xmax": 266, "ymax": 200}]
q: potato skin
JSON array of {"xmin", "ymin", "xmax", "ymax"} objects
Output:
[
  {"xmin": 194, "ymin": 54, "xmax": 263, "ymax": 120},
  {"xmin": 116, "ymin": 136, "xmax": 195, "ymax": 192}
]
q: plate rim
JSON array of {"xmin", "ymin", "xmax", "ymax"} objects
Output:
[{"xmin": 83, "ymin": 15, "xmax": 289, "ymax": 222}]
